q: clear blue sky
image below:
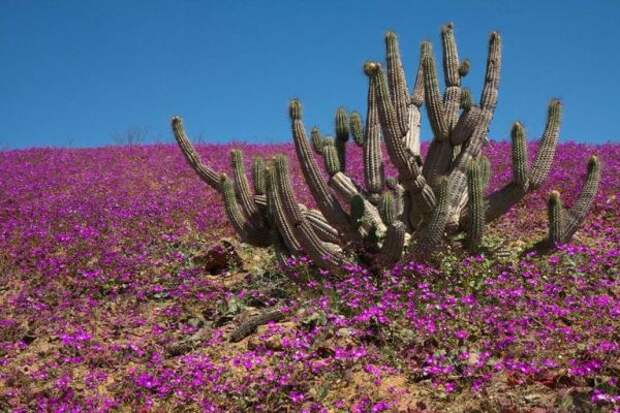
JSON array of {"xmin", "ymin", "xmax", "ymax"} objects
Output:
[{"xmin": 2, "ymin": 0, "xmax": 619, "ymax": 149}]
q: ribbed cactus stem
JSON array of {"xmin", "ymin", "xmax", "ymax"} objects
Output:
[
  {"xmin": 378, "ymin": 222, "xmax": 406, "ymax": 267},
  {"xmin": 363, "ymin": 74, "xmax": 384, "ymax": 196},
  {"xmin": 547, "ymin": 190, "xmax": 564, "ymax": 246},
  {"xmin": 349, "ymin": 111, "xmax": 364, "ymax": 146},
  {"xmin": 310, "ymin": 127, "xmax": 325, "ymax": 155},
  {"xmin": 410, "ymin": 43, "xmax": 425, "ymax": 107},
  {"xmin": 265, "ymin": 166, "xmax": 302, "ymax": 254},
  {"xmin": 422, "ymin": 42, "xmax": 448, "ymax": 140},
  {"xmin": 365, "ymin": 62, "xmax": 414, "ymax": 183},
  {"xmin": 466, "ymin": 160, "xmax": 485, "ymax": 250},
  {"xmin": 479, "ymin": 155, "xmax": 491, "ymax": 189},
  {"xmin": 288, "ymin": 99, "xmax": 351, "ymax": 235},
  {"xmin": 230, "ymin": 149, "xmax": 259, "ymax": 219},
  {"xmin": 220, "ymin": 174, "xmax": 255, "ymax": 244},
  {"xmin": 450, "ymin": 106, "xmax": 481, "ymax": 145},
  {"xmin": 252, "ymin": 156, "xmax": 266, "ymax": 195},
  {"xmin": 479, "ymin": 32, "xmax": 502, "ymax": 119},
  {"xmin": 561, "ymin": 155, "xmax": 601, "ymax": 240},
  {"xmin": 415, "ymin": 178, "xmax": 449, "ymax": 253},
  {"xmin": 511, "ymin": 122, "xmax": 529, "ymax": 190},
  {"xmin": 385, "ymin": 31, "xmax": 409, "ymax": 133},
  {"xmin": 529, "ymin": 99, "xmax": 561, "ymax": 189},
  {"xmin": 441, "ymin": 23, "xmax": 461, "ymax": 87},
  {"xmin": 445, "ymin": 31, "xmax": 502, "ymax": 215},
  {"xmin": 303, "ymin": 209, "xmax": 340, "ymax": 244},
  {"xmin": 379, "ymin": 191, "xmax": 396, "ymax": 225},
  {"xmin": 364, "ymin": 62, "xmax": 405, "ymax": 148},
  {"xmin": 171, "ymin": 116, "xmax": 220, "ymax": 190},
  {"xmin": 273, "ymin": 154, "xmax": 347, "ymax": 272},
  {"xmin": 335, "ymin": 107, "xmax": 349, "ymax": 142},
  {"xmin": 335, "ymin": 107, "xmax": 349, "ymax": 172},
  {"xmin": 323, "ymin": 144, "xmax": 341, "ymax": 176}
]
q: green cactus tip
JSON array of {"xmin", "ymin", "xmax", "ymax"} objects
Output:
[{"xmin": 289, "ymin": 99, "xmax": 302, "ymax": 120}]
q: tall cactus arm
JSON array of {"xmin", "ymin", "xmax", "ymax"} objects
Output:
[
  {"xmin": 509, "ymin": 122, "xmax": 530, "ymax": 190},
  {"xmin": 441, "ymin": 23, "xmax": 464, "ymax": 130},
  {"xmin": 265, "ymin": 167, "xmax": 303, "ymax": 254},
  {"xmin": 220, "ymin": 174, "xmax": 270, "ymax": 246},
  {"xmin": 349, "ymin": 111, "xmax": 364, "ymax": 146},
  {"xmin": 364, "ymin": 62, "xmax": 417, "ymax": 185},
  {"xmin": 411, "ymin": 44, "xmax": 425, "ymax": 107},
  {"xmin": 335, "ymin": 107, "xmax": 349, "ymax": 172},
  {"xmin": 484, "ymin": 102, "xmax": 559, "ymax": 223},
  {"xmin": 252, "ymin": 156, "xmax": 266, "ymax": 196},
  {"xmin": 403, "ymin": 43, "xmax": 426, "ymax": 161},
  {"xmin": 273, "ymin": 155, "xmax": 349, "ymax": 272},
  {"xmin": 561, "ymin": 155, "xmax": 601, "ymax": 240},
  {"xmin": 482, "ymin": 121, "xmax": 530, "ymax": 223},
  {"xmin": 324, "ymin": 144, "xmax": 343, "ymax": 177},
  {"xmin": 466, "ymin": 159, "xmax": 485, "ymax": 251},
  {"xmin": 363, "ymin": 74, "xmax": 385, "ymax": 200},
  {"xmin": 385, "ymin": 32, "xmax": 410, "ymax": 134},
  {"xmin": 171, "ymin": 116, "xmax": 221, "ymax": 190},
  {"xmin": 421, "ymin": 39, "xmax": 454, "ymax": 187},
  {"xmin": 478, "ymin": 31, "xmax": 502, "ymax": 129},
  {"xmin": 310, "ymin": 127, "xmax": 326, "ymax": 155},
  {"xmin": 447, "ymin": 32, "xmax": 502, "ymax": 213},
  {"xmin": 547, "ymin": 190, "xmax": 564, "ymax": 247},
  {"xmin": 288, "ymin": 99, "xmax": 352, "ymax": 235},
  {"xmin": 529, "ymin": 99, "xmax": 562, "ymax": 189},
  {"xmin": 539, "ymin": 155, "xmax": 601, "ymax": 248},
  {"xmin": 441, "ymin": 23, "xmax": 461, "ymax": 88},
  {"xmin": 230, "ymin": 150, "xmax": 259, "ymax": 219},
  {"xmin": 421, "ymin": 42, "xmax": 449, "ymax": 141}
]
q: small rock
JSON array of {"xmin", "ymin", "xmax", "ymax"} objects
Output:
[{"xmin": 194, "ymin": 240, "xmax": 243, "ymax": 274}]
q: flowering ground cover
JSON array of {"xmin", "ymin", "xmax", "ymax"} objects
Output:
[{"xmin": 0, "ymin": 141, "xmax": 618, "ymax": 412}]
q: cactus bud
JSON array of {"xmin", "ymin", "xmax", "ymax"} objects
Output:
[
  {"xmin": 458, "ymin": 58, "xmax": 470, "ymax": 77},
  {"xmin": 289, "ymin": 99, "xmax": 302, "ymax": 120},
  {"xmin": 363, "ymin": 61, "xmax": 380, "ymax": 76}
]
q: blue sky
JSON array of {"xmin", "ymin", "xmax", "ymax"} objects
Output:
[{"xmin": 1, "ymin": 0, "xmax": 619, "ymax": 149}]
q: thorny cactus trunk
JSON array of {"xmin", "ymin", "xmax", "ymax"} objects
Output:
[{"xmin": 171, "ymin": 23, "xmax": 601, "ymax": 273}]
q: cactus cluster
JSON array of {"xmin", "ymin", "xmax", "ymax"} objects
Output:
[{"xmin": 171, "ymin": 24, "xmax": 601, "ymax": 272}]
